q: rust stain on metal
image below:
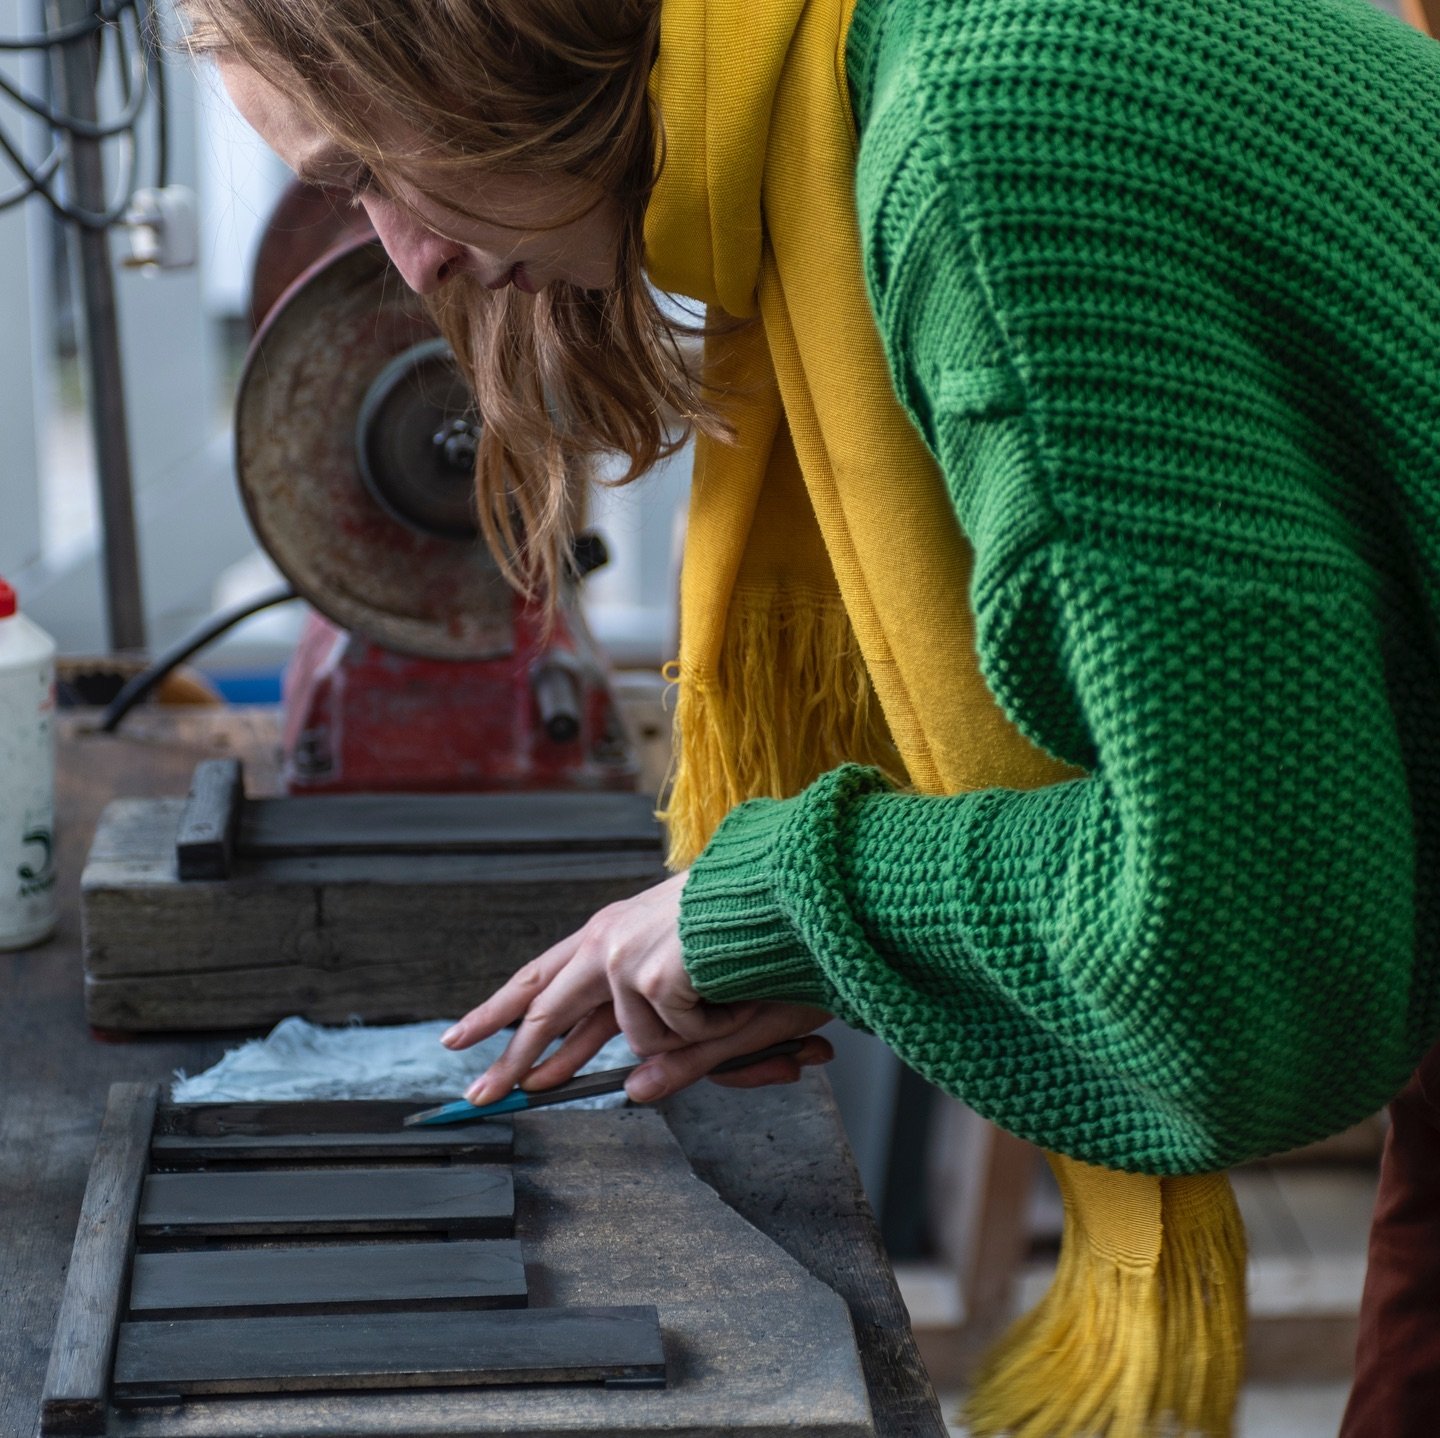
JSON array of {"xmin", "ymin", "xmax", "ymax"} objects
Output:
[{"xmin": 235, "ymin": 240, "xmax": 513, "ymax": 661}]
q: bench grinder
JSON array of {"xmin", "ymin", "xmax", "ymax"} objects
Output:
[{"xmin": 235, "ymin": 188, "xmax": 638, "ymax": 795}]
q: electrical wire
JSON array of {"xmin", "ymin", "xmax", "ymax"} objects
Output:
[
  {"xmin": 145, "ymin": 0, "xmax": 164, "ymax": 187},
  {"xmin": 0, "ymin": 0, "xmax": 167, "ymax": 227},
  {"xmin": 0, "ymin": 0, "xmax": 130, "ymax": 49},
  {"xmin": 0, "ymin": 126, "xmax": 61, "ymax": 207},
  {"xmin": 98, "ymin": 586, "xmax": 300, "ymax": 734}
]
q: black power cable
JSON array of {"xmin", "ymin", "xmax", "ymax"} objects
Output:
[{"xmin": 98, "ymin": 586, "xmax": 300, "ymax": 734}]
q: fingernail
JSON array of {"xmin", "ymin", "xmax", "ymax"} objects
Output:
[
  {"xmin": 466, "ymin": 1072, "xmax": 494, "ymax": 1104},
  {"xmin": 627, "ymin": 1066, "xmax": 663, "ymax": 1102},
  {"xmin": 441, "ymin": 1025, "xmax": 463, "ymax": 1047}
]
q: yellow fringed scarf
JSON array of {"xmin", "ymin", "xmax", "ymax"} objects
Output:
[{"xmin": 644, "ymin": 0, "xmax": 1246, "ymax": 1432}]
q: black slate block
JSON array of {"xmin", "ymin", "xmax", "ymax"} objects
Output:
[
  {"xmin": 128, "ymin": 1238, "xmax": 528, "ymax": 1318},
  {"xmin": 239, "ymin": 791, "xmax": 663, "ymax": 857},
  {"xmin": 137, "ymin": 1166, "xmax": 514, "ymax": 1238},
  {"xmin": 175, "ymin": 760, "xmax": 243, "ymax": 881},
  {"xmin": 150, "ymin": 1126, "xmax": 512, "ymax": 1166},
  {"xmin": 155, "ymin": 1100, "xmax": 513, "ymax": 1157},
  {"xmin": 112, "ymin": 1306, "xmax": 666, "ymax": 1397}
]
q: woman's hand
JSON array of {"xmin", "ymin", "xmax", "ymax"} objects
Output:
[{"xmin": 441, "ymin": 871, "xmax": 833, "ymax": 1105}]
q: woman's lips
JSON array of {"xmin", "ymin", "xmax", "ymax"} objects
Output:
[{"xmin": 485, "ymin": 263, "xmax": 538, "ymax": 294}]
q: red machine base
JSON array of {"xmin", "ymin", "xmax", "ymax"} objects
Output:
[{"xmin": 282, "ymin": 607, "xmax": 639, "ymax": 794}]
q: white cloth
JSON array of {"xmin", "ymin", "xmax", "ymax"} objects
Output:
[{"xmin": 172, "ymin": 1016, "xmax": 638, "ymax": 1107}]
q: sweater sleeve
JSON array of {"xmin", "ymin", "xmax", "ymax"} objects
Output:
[{"xmin": 678, "ymin": 17, "xmax": 1440, "ymax": 1173}]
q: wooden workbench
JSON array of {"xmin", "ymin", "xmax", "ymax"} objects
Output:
[{"xmin": 1, "ymin": 709, "xmax": 946, "ymax": 1438}]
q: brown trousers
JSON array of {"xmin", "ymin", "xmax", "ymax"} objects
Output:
[{"xmin": 1339, "ymin": 1043, "xmax": 1440, "ymax": 1435}]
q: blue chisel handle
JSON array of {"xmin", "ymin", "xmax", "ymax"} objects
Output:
[{"xmin": 403, "ymin": 1039, "xmax": 808, "ymax": 1127}]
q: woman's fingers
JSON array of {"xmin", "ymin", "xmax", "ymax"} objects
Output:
[
  {"xmin": 610, "ymin": 983, "xmax": 683, "ymax": 1057},
  {"xmin": 444, "ymin": 869, "xmax": 758, "ymax": 1105},
  {"xmin": 650, "ymin": 991, "xmax": 762, "ymax": 1045},
  {"xmin": 611, "ymin": 977, "xmax": 760, "ymax": 1056},
  {"xmin": 463, "ymin": 952, "xmax": 614, "ymax": 1104},
  {"xmin": 441, "ymin": 933, "xmax": 583, "ymax": 1051},
  {"xmin": 624, "ymin": 1005, "xmax": 833, "ymax": 1102},
  {"xmin": 518, "ymin": 1005, "xmax": 622, "ymax": 1093},
  {"xmin": 706, "ymin": 1033, "xmax": 834, "ymax": 1088}
]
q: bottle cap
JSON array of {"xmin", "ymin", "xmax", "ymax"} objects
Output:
[{"xmin": 0, "ymin": 578, "xmax": 14, "ymax": 620}]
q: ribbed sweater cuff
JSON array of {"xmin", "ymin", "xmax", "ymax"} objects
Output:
[{"xmin": 678, "ymin": 797, "xmax": 838, "ymax": 1009}]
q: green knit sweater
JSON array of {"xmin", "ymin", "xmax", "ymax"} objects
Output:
[{"xmin": 677, "ymin": 0, "xmax": 1440, "ymax": 1175}]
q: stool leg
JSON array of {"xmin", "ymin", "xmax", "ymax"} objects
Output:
[{"xmin": 926, "ymin": 1097, "xmax": 1040, "ymax": 1346}]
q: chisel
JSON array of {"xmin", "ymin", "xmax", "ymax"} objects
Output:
[{"xmin": 403, "ymin": 1039, "xmax": 807, "ymax": 1126}]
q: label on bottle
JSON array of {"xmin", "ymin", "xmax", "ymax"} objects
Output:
[{"xmin": 0, "ymin": 660, "xmax": 57, "ymax": 950}]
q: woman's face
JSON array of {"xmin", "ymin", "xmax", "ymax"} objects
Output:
[{"xmin": 219, "ymin": 56, "xmax": 624, "ymax": 296}]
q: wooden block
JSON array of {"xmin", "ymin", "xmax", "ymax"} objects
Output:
[
  {"xmin": 82, "ymin": 799, "xmax": 669, "ymax": 1031},
  {"xmin": 112, "ymin": 1307, "xmax": 666, "ymax": 1399},
  {"xmin": 128, "ymin": 1238, "xmax": 527, "ymax": 1319},
  {"xmin": 175, "ymin": 760, "xmax": 243, "ymax": 881},
  {"xmin": 152, "ymin": 1100, "xmax": 512, "ymax": 1164},
  {"xmin": 137, "ymin": 1166, "xmax": 514, "ymax": 1238},
  {"xmin": 39, "ymin": 1083, "xmax": 158, "ymax": 1437},
  {"xmin": 239, "ymin": 790, "xmax": 663, "ymax": 857}
]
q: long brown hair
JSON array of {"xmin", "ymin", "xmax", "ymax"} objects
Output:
[{"xmin": 184, "ymin": 0, "xmax": 716, "ymax": 598}]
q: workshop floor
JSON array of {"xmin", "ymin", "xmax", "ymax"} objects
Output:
[
  {"xmin": 902, "ymin": 1157, "xmax": 1379, "ymax": 1438},
  {"xmin": 933, "ymin": 1383, "xmax": 1352, "ymax": 1437}
]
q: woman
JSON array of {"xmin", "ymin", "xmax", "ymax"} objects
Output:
[{"xmin": 194, "ymin": 0, "xmax": 1440, "ymax": 1432}]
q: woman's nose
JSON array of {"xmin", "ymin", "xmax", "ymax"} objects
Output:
[{"xmin": 362, "ymin": 198, "xmax": 467, "ymax": 295}]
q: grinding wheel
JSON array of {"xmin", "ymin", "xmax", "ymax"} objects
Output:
[
  {"xmin": 235, "ymin": 238, "xmax": 514, "ymax": 660},
  {"xmin": 247, "ymin": 178, "xmax": 375, "ymax": 334}
]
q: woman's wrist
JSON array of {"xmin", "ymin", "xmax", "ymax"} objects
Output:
[{"xmin": 678, "ymin": 796, "xmax": 838, "ymax": 1009}]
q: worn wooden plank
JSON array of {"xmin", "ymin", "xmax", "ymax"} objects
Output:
[
  {"xmin": 239, "ymin": 791, "xmax": 663, "ymax": 857},
  {"xmin": 128, "ymin": 1238, "xmax": 527, "ymax": 1319},
  {"xmin": 152, "ymin": 1101, "xmax": 512, "ymax": 1163},
  {"xmin": 111, "ymin": 1306, "xmax": 666, "ymax": 1398},
  {"xmin": 38, "ymin": 1083, "xmax": 159, "ymax": 1438},
  {"xmin": 83, "ymin": 946, "xmax": 613, "ymax": 1031},
  {"xmin": 175, "ymin": 760, "xmax": 244, "ymax": 881},
  {"xmin": 82, "ymin": 800, "xmax": 668, "ymax": 1032},
  {"xmin": 138, "ymin": 1166, "xmax": 514, "ymax": 1238}
]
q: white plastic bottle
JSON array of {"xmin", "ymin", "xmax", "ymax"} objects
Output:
[{"xmin": 0, "ymin": 577, "xmax": 57, "ymax": 950}]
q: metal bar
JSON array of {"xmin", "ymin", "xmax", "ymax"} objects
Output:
[
  {"xmin": 47, "ymin": 0, "xmax": 146, "ymax": 652},
  {"xmin": 0, "ymin": 0, "xmax": 46, "ymax": 573}
]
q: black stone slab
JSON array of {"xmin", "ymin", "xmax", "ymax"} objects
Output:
[
  {"xmin": 175, "ymin": 761, "xmax": 243, "ymax": 881},
  {"xmin": 151, "ymin": 1122, "xmax": 512, "ymax": 1165},
  {"xmin": 239, "ymin": 791, "xmax": 663, "ymax": 858},
  {"xmin": 111, "ymin": 1306, "xmax": 666, "ymax": 1398},
  {"xmin": 128, "ymin": 1239, "xmax": 527, "ymax": 1319},
  {"xmin": 137, "ymin": 1167, "xmax": 514, "ymax": 1238},
  {"xmin": 155, "ymin": 1101, "xmax": 513, "ymax": 1160}
]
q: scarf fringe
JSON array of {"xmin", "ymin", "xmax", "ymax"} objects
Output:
[
  {"xmin": 965, "ymin": 1163, "xmax": 1247, "ymax": 1438},
  {"xmin": 659, "ymin": 592, "xmax": 904, "ymax": 869}
]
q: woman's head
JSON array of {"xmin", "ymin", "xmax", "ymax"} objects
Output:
[
  {"xmin": 218, "ymin": 56, "xmax": 624, "ymax": 295},
  {"xmin": 186, "ymin": 0, "xmax": 711, "ymax": 597}
]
